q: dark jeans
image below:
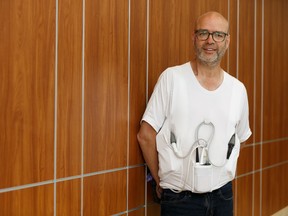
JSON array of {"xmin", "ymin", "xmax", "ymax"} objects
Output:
[{"xmin": 160, "ymin": 182, "xmax": 233, "ymax": 216}]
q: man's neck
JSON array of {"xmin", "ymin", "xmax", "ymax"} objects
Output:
[{"xmin": 190, "ymin": 60, "xmax": 224, "ymax": 91}]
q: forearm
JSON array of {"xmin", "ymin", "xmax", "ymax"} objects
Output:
[
  {"xmin": 139, "ymin": 139, "xmax": 160, "ymax": 184},
  {"xmin": 137, "ymin": 121, "xmax": 160, "ymax": 184}
]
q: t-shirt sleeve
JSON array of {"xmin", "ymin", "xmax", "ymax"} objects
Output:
[
  {"xmin": 141, "ymin": 70, "xmax": 171, "ymax": 132},
  {"xmin": 237, "ymin": 86, "xmax": 252, "ymax": 143}
]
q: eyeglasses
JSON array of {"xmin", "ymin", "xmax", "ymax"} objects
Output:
[{"xmin": 195, "ymin": 30, "xmax": 228, "ymax": 42}]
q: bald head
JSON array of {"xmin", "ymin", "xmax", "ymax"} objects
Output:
[{"xmin": 195, "ymin": 11, "xmax": 229, "ymax": 33}]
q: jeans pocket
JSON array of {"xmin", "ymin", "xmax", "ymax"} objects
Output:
[
  {"xmin": 161, "ymin": 190, "xmax": 186, "ymax": 204},
  {"xmin": 218, "ymin": 182, "xmax": 233, "ymax": 201}
]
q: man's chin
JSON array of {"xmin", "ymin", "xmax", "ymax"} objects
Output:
[{"xmin": 198, "ymin": 56, "xmax": 219, "ymax": 66}]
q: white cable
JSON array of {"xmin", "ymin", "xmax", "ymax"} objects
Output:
[{"xmin": 169, "ymin": 121, "xmax": 215, "ymax": 192}]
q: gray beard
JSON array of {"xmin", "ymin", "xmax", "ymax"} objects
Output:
[
  {"xmin": 194, "ymin": 43, "xmax": 227, "ymax": 67},
  {"xmin": 198, "ymin": 52, "xmax": 220, "ymax": 67}
]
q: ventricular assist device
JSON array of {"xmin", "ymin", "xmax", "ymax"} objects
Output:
[{"xmin": 169, "ymin": 120, "xmax": 237, "ymax": 193}]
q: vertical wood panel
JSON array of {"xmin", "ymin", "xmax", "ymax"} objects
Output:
[
  {"xmin": 0, "ymin": 184, "xmax": 54, "ymax": 216},
  {"xmin": 83, "ymin": 170, "xmax": 127, "ymax": 215},
  {"xmin": 57, "ymin": 179, "xmax": 81, "ymax": 215},
  {"xmin": 239, "ymin": 0, "xmax": 255, "ymax": 145},
  {"xmin": 254, "ymin": 172, "xmax": 261, "ymax": 216},
  {"xmin": 255, "ymin": 1, "xmax": 263, "ymax": 213},
  {"xmin": 128, "ymin": 208, "xmax": 145, "ymax": 216},
  {"xmin": 147, "ymin": 203, "xmax": 161, "ymax": 216},
  {"xmin": 255, "ymin": 144, "xmax": 261, "ymax": 170},
  {"xmin": 236, "ymin": 175, "xmax": 253, "ymax": 216},
  {"xmin": 237, "ymin": 145, "xmax": 254, "ymax": 175},
  {"xmin": 128, "ymin": 167, "xmax": 145, "ymax": 209},
  {"xmin": 129, "ymin": 0, "xmax": 147, "ymax": 166},
  {"xmin": 262, "ymin": 140, "xmax": 288, "ymax": 168},
  {"xmin": 263, "ymin": 0, "xmax": 288, "ymax": 140},
  {"xmin": 57, "ymin": 0, "xmax": 83, "ymax": 178},
  {"xmin": 255, "ymin": 0, "xmax": 263, "ymax": 143},
  {"xmin": 84, "ymin": 0, "xmax": 128, "ymax": 173},
  {"xmin": 262, "ymin": 164, "xmax": 288, "ymax": 216},
  {"xmin": 228, "ymin": 0, "xmax": 238, "ymax": 78},
  {"xmin": 0, "ymin": 0, "xmax": 55, "ymax": 188}
]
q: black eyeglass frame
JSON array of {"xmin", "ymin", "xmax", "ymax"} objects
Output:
[{"xmin": 194, "ymin": 30, "xmax": 229, "ymax": 42}]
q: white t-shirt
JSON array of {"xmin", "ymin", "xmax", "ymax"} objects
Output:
[{"xmin": 142, "ymin": 62, "xmax": 252, "ymax": 192}]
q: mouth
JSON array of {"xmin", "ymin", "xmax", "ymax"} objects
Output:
[{"xmin": 203, "ymin": 47, "xmax": 217, "ymax": 54}]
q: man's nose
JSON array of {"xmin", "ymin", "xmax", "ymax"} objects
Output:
[{"xmin": 206, "ymin": 34, "xmax": 214, "ymax": 43}]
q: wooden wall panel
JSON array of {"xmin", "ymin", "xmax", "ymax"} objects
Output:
[
  {"xmin": 263, "ymin": 0, "xmax": 288, "ymax": 140},
  {"xmin": 147, "ymin": 203, "xmax": 161, "ymax": 216},
  {"xmin": 0, "ymin": 0, "xmax": 55, "ymax": 188},
  {"xmin": 236, "ymin": 175, "xmax": 253, "ymax": 216},
  {"xmin": 57, "ymin": 0, "xmax": 83, "ymax": 178},
  {"xmin": 254, "ymin": 144, "xmax": 261, "ymax": 170},
  {"xmin": 83, "ymin": 170, "xmax": 127, "ymax": 215},
  {"xmin": 262, "ymin": 164, "xmax": 288, "ymax": 216},
  {"xmin": 237, "ymin": 145, "xmax": 254, "ymax": 175},
  {"xmin": 238, "ymin": 0, "xmax": 255, "ymax": 145},
  {"xmin": 84, "ymin": 0, "xmax": 128, "ymax": 173},
  {"xmin": 128, "ymin": 166, "xmax": 145, "ymax": 209},
  {"xmin": 57, "ymin": 179, "xmax": 81, "ymax": 215},
  {"xmin": 254, "ymin": 172, "xmax": 261, "ymax": 216},
  {"xmin": 129, "ymin": 0, "xmax": 147, "ymax": 166},
  {"xmin": 255, "ymin": 0, "xmax": 263, "ymax": 143},
  {"xmin": 0, "ymin": 184, "xmax": 54, "ymax": 216},
  {"xmin": 262, "ymin": 140, "xmax": 288, "ymax": 168},
  {"xmin": 128, "ymin": 208, "xmax": 145, "ymax": 216},
  {"xmin": 228, "ymin": 0, "xmax": 238, "ymax": 78}
]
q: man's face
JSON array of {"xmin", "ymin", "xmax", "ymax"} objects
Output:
[{"xmin": 193, "ymin": 14, "xmax": 230, "ymax": 66}]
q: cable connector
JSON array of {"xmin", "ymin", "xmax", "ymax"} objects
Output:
[
  {"xmin": 226, "ymin": 134, "xmax": 235, "ymax": 159},
  {"xmin": 170, "ymin": 132, "xmax": 178, "ymax": 152}
]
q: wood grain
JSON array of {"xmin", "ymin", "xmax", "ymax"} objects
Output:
[
  {"xmin": 84, "ymin": 0, "xmax": 128, "ymax": 173},
  {"xmin": 57, "ymin": 0, "xmax": 82, "ymax": 178},
  {"xmin": 262, "ymin": 140, "xmax": 288, "ymax": 168},
  {"xmin": 83, "ymin": 170, "xmax": 126, "ymax": 215},
  {"xmin": 57, "ymin": 179, "xmax": 81, "ymax": 215},
  {"xmin": 128, "ymin": 166, "xmax": 145, "ymax": 209},
  {"xmin": 0, "ymin": 0, "xmax": 55, "ymax": 188},
  {"xmin": 263, "ymin": 0, "xmax": 288, "ymax": 140},
  {"xmin": 236, "ymin": 175, "xmax": 253, "ymax": 216},
  {"xmin": 238, "ymin": 0, "xmax": 255, "ymax": 145},
  {"xmin": 237, "ymin": 145, "xmax": 254, "ymax": 175},
  {"xmin": 262, "ymin": 164, "xmax": 288, "ymax": 216},
  {"xmin": 0, "ymin": 184, "xmax": 54, "ymax": 215},
  {"xmin": 129, "ymin": 0, "xmax": 147, "ymax": 166},
  {"xmin": 255, "ymin": 0, "xmax": 263, "ymax": 143},
  {"xmin": 128, "ymin": 208, "xmax": 145, "ymax": 216}
]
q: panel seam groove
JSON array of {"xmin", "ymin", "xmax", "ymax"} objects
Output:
[{"xmin": 54, "ymin": 0, "xmax": 59, "ymax": 215}]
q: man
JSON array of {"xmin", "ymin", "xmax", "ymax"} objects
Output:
[{"xmin": 137, "ymin": 11, "xmax": 252, "ymax": 216}]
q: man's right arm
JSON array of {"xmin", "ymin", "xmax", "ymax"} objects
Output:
[{"xmin": 137, "ymin": 121, "xmax": 162, "ymax": 197}]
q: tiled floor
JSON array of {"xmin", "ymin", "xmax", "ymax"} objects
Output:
[{"xmin": 272, "ymin": 206, "xmax": 288, "ymax": 216}]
